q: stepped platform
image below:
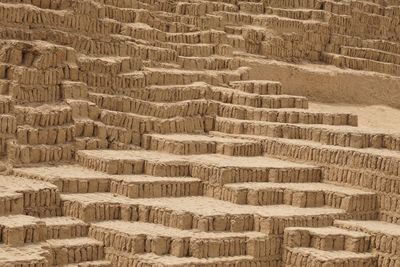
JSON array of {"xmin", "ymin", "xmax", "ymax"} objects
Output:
[
  {"xmin": 334, "ymin": 220, "xmax": 400, "ymax": 256},
  {"xmin": 284, "ymin": 226, "xmax": 371, "ymax": 252},
  {"xmin": 215, "ymin": 117, "xmax": 400, "ymax": 150},
  {"xmin": 14, "ymin": 165, "xmax": 112, "ymax": 193},
  {"xmin": 141, "ymin": 133, "xmax": 263, "ymax": 156},
  {"xmin": 0, "ymin": 215, "xmax": 88, "ymax": 244},
  {"xmin": 219, "ymin": 182, "xmax": 376, "ymax": 212},
  {"xmin": 0, "ymin": 175, "xmax": 60, "ymax": 216},
  {"xmin": 0, "ymin": 0, "xmax": 400, "ymax": 266},
  {"xmin": 104, "ymin": 249, "xmax": 279, "ymax": 267},
  {"xmin": 14, "ymin": 165, "xmax": 201, "ymax": 197},
  {"xmin": 75, "ymin": 149, "xmax": 321, "ymax": 184},
  {"xmin": 0, "ymin": 244, "xmax": 51, "ymax": 266},
  {"xmin": 46, "ymin": 237, "xmax": 104, "ymax": 265},
  {"xmin": 60, "ymin": 260, "xmax": 111, "ymax": 267},
  {"xmin": 61, "ymin": 193, "xmax": 347, "ymax": 233},
  {"xmin": 89, "ymin": 220, "xmax": 276, "ymax": 258},
  {"xmin": 283, "ymin": 247, "xmax": 376, "ymax": 267}
]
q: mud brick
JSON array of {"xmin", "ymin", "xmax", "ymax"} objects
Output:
[
  {"xmin": 8, "ymin": 141, "xmax": 74, "ymax": 164},
  {"xmin": 0, "ymin": 215, "xmax": 46, "ymax": 246},
  {"xmin": 41, "ymin": 216, "xmax": 89, "ymax": 239},
  {"xmin": 14, "ymin": 104, "xmax": 73, "ymax": 127},
  {"xmin": 230, "ymin": 80, "xmax": 282, "ymax": 95},
  {"xmin": 0, "ymin": 1, "xmax": 399, "ymax": 267},
  {"xmin": 264, "ymin": 138, "xmax": 400, "ymax": 177},
  {"xmin": 0, "ymin": 175, "xmax": 59, "ymax": 216},
  {"xmin": 61, "ymin": 81, "xmax": 89, "ymax": 100},
  {"xmin": 284, "ymin": 226, "xmax": 371, "ymax": 253},
  {"xmin": 16, "ymin": 124, "xmax": 75, "ymax": 145},
  {"xmin": 89, "ymin": 220, "xmax": 277, "ymax": 258},
  {"xmin": 105, "ymin": 247, "xmax": 281, "ymax": 267},
  {"xmin": 14, "ymin": 165, "xmax": 111, "ymax": 193},
  {"xmin": 66, "ymin": 99, "xmax": 100, "ymax": 120},
  {"xmin": 110, "ymin": 175, "xmax": 201, "ymax": 198},
  {"xmin": 141, "ymin": 133, "xmax": 262, "ymax": 156},
  {"xmin": 334, "ymin": 220, "xmax": 400, "ymax": 256},
  {"xmin": 283, "ymin": 247, "xmax": 376, "ymax": 267},
  {"xmin": 47, "ymin": 237, "xmax": 104, "ymax": 265}
]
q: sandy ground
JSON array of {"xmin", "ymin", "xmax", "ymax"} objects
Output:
[
  {"xmin": 309, "ymin": 102, "xmax": 400, "ymax": 134},
  {"xmin": 241, "ymin": 55, "xmax": 400, "ymax": 109}
]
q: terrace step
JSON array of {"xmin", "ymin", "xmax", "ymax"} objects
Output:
[
  {"xmin": 0, "ymin": 243, "xmax": 51, "ymax": 266},
  {"xmin": 90, "ymin": 94, "xmax": 352, "ymax": 126},
  {"xmin": 210, "ymin": 86, "xmax": 308, "ymax": 109},
  {"xmin": 61, "ymin": 81, "xmax": 89, "ymax": 101},
  {"xmin": 229, "ymin": 80, "xmax": 282, "ymax": 95},
  {"xmin": 262, "ymin": 137, "xmax": 400, "ymax": 178},
  {"xmin": 0, "ymin": 95, "xmax": 14, "ymax": 114},
  {"xmin": 74, "ymin": 119, "xmax": 106, "ymax": 139},
  {"xmin": 0, "ymin": 175, "xmax": 60, "ymax": 217},
  {"xmin": 14, "ymin": 165, "xmax": 111, "ymax": 193},
  {"xmin": 89, "ymin": 93, "xmax": 217, "ymax": 118},
  {"xmin": 340, "ymin": 46, "xmax": 400, "ymax": 65},
  {"xmin": 99, "ymin": 110, "xmax": 210, "ymax": 135},
  {"xmin": 61, "ymin": 193, "xmax": 347, "ymax": 233},
  {"xmin": 115, "ymin": 82, "xmax": 209, "ymax": 102},
  {"xmin": 77, "ymin": 55, "xmax": 143, "ymax": 75},
  {"xmin": 284, "ymin": 226, "xmax": 371, "ymax": 253},
  {"xmin": 66, "ymin": 99, "xmax": 100, "ymax": 120},
  {"xmin": 0, "ymin": 215, "xmax": 88, "ymax": 245},
  {"xmin": 46, "ymin": 237, "xmax": 104, "ymax": 265},
  {"xmin": 177, "ymin": 55, "xmax": 240, "ymax": 70},
  {"xmin": 239, "ymin": 2, "xmax": 265, "ymax": 14},
  {"xmin": 155, "ymin": 42, "xmax": 232, "ymax": 58},
  {"xmin": 109, "ymin": 175, "xmax": 202, "ymax": 198},
  {"xmin": 14, "ymin": 164, "xmax": 201, "ymax": 197},
  {"xmin": 102, "ymin": 125, "xmax": 142, "ymax": 146},
  {"xmin": 215, "ymin": 182, "xmax": 377, "ymax": 214},
  {"xmin": 7, "ymin": 140, "xmax": 75, "ymax": 165},
  {"xmin": 217, "ymin": 104, "xmax": 357, "ymax": 126},
  {"xmin": 0, "ymin": 189, "xmax": 23, "ymax": 216},
  {"xmin": 75, "ymin": 137, "xmax": 109, "ymax": 151},
  {"xmin": 14, "ymin": 103, "xmax": 73, "ymax": 127},
  {"xmin": 283, "ymin": 247, "xmax": 376, "ymax": 267},
  {"xmin": 9, "ymin": 82, "xmax": 65, "ymax": 104},
  {"xmin": 334, "ymin": 220, "xmax": 400, "ymax": 260},
  {"xmin": 0, "ymin": 215, "xmax": 46, "ymax": 246},
  {"xmin": 362, "ymin": 39, "xmax": 400, "ymax": 55},
  {"xmin": 0, "ymin": 114, "xmax": 16, "ymax": 136},
  {"xmin": 79, "ymin": 70, "xmax": 145, "ymax": 90},
  {"xmin": 264, "ymin": 7, "xmax": 326, "ymax": 20},
  {"xmin": 104, "ymin": 249, "xmax": 280, "ymax": 267},
  {"xmin": 143, "ymin": 67, "xmax": 249, "ymax": 86},
  {"xmin": 75, "ymin": 150, "xmax": 321, "ymax": 184},
  {"xmin": 40, "ymin": 217, "xmax": 89, "ymax": 240},
  {"xmin": 322, "ymin": 52, "xmax": 400, "ymax": 77},
  {"xmin": 141, "ymin": 133, "xmax": 263, "ymax": 156},
  {"xmin": 16, "ymin": 124, "xmax": 75, "ymax": 145},
  {"xmin": 215, "ymin": 117, "xmax": 400, "ymax": 150},
  {"xmin": 60, "ymin": 260, "xmax": 111, "ymax": 267},
  {"xmin": 89, "ymin": 220, "xmax": 277, "ymax": 258}
]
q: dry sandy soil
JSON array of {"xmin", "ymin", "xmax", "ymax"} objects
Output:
[{"xmin": 310, "ymin": 102, "xmax": 400, "ymax": 134}]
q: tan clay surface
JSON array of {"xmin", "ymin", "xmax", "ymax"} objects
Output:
[{"xmin": 0, "ymin": 0, "xmax": 400, "ymax": 266}]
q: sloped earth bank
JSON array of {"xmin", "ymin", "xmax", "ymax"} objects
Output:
[
  {"xmin": 309, "ymin": 102, "xmax": 400, "ymax": 133},
  {"xmin": 244, "ymin": 57, "xmax": 400, "ymax": 108}
]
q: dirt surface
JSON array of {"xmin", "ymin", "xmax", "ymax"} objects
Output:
[
  {"xmin": 310, "ymin": 102, "xmax": 400, "ymax": 133},
  {"xmin": 243, "ymin": 56, "xmax": 400, "ymax": 109},
  {"xmin": 1, "ymin": 0, "xmax": 400, "ymax": 266}
]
